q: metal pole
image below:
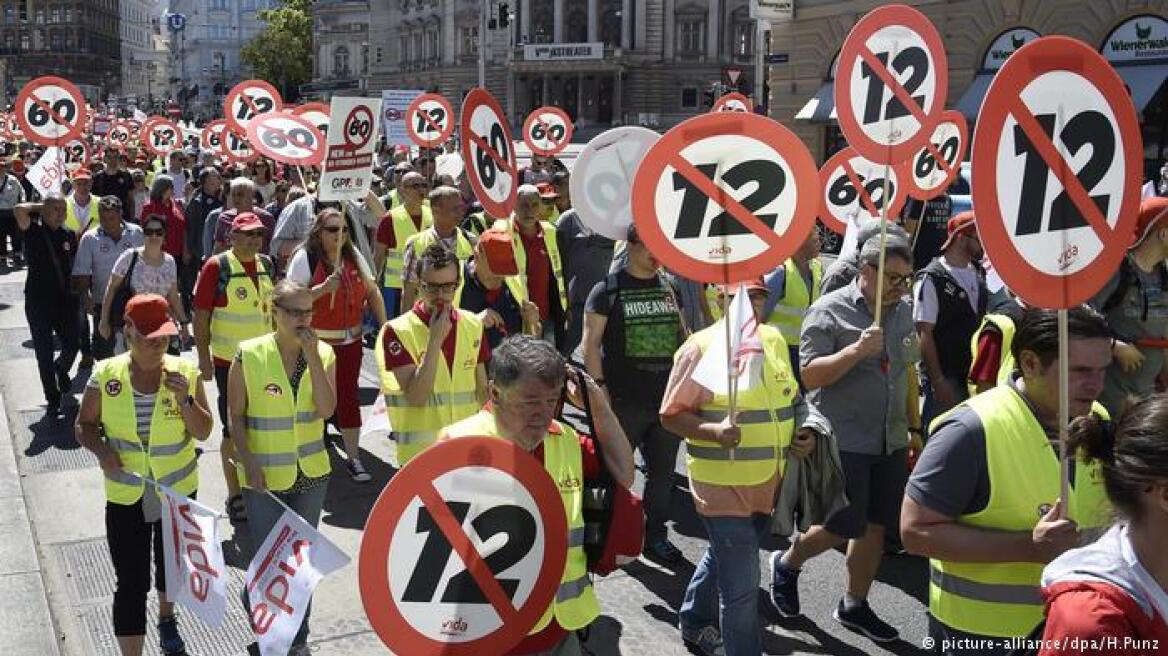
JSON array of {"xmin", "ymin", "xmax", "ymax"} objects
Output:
[
  {"xmin": 506, "ymin": 6, "xmax": 515, "ymax": 127},
  {"xmin": 478, "ymin": 0, "xmax": 488, "ymax": 88},
  {"xmin": 754, "ymin": 18, "xmax": 767, "ymax": 110}
]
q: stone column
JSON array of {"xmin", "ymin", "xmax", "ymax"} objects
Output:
[
  {"xmin": 443, "ymin": 0, "xmax": 456, "ymax": 65},
  {"xmin": 706, "ymin": 0, "xmax": 719, "ymax": 60},
  {"xmin": 587, "ymin": 0, "xmax": 598, "ymax": 42},
  {"xmin": 664, "ymin": 0, "xmax": 675, "ymax": 60},
  {"xmin": 621, "ymin": 0, "xmax": 631, "ymax": 50},
  {"xmin": 553, "ymin": 0, "xmax": 564, "ymax": 42}
]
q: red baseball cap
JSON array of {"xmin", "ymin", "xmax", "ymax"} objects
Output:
[
  {"xmin": 72, "ymin": 167, "xmax": 92, "ymax": 181},
  {"xmin": 124, "ymin": 294, "xmax": 178, "ymax": 338},
  {"xmin": 1132, "ymin": 197, "xmax": 1168, "ymax": 248},
  {"xmin": 536, "ymin": 181, "xmax": 559, "ymax": 199},
  {"xmin": 231, "ymin": 211, "xmax": 266, "ymax": 232},
  {"xmin": 477, "ymin": 228, "xmax": 518, "ymax": 276},
  {"xmin": 940, "ymin": 210, "xmax": 977, "ymax": 251}
]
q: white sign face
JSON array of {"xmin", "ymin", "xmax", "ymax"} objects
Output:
[
  {"xmin": 319, "ymin": 96, "xmax": 382, "ymax": 201},
  {"xmin": 465, "ymin": 99, "xmax": 517, "ymax": 217},
  {"xmin": 523, "ymin": 42, "xmax": 603, "ymax": 61},
  {"xmin": 381, "ymin": 89, "xmax": 424, "ymax": 147},
  {"xmin": 821, "ymin": 151, "xmax": 905, "ymax": 229},
  {"xmin": 907, "ymin": 114, "xmax": 966, "ymax": 199},
  {"xmin": 63, "ymin": 139, "xmax": 88, "ymax": 171},
  {"xmin": 750, "ymin": 0, "xmax": 793, "ymax": 22},
  {"xmin": 19, "ymin": 80, "xmax": 84, "ymax": 144},
  {"xmin": 570, "ymin": 126, "xmax": 660, "ymax": 241},
  {"xmin": 1101, "ymin": 15, "xmax": 1168, "ymax": 63},
  {"xmin": 387, "ymin": 466, "xmax": 548, "ymax": 644},
  {"xmin": 225, "ymin": 81, "xmax": 281, "ymax": 134},
  {"xmin": 523, "ymin": 107, "xmax": 573, "ymax": 157},
  {"xmin": 981, "ymin": 27, "xmax": 1041, "ymax": 71},
  {"xmin": 249, "ymin": 114, "xmax": 324, "ymax": 166},
  {"xmin": 407, "ymin": 96, "xmax": 454, "ymax": 148},
  {"xmin": 991, "ymin": 71, "xmax": 1128, "ymax": 277},
  {"xmin": 146, "ymin": 120, "xmax": 182, "ymax": 156},
  {"xmin": 844, "ymin": 25, "xmax": 942, "ymax": 148}
]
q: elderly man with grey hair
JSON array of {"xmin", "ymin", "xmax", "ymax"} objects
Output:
[
  {"xmin": 769, "ymin": 234, "xmax": 918, "ymax": 644},
  {"xmin": 205, "ymin": 176, "xmax": 274, "ymax": 256},
  {"xmin": 399, "ymin": 185, "xmax": 477, "ymax": 308},
  {"xmin": 494, "ymin": 183, "xmax": 569, "ymax": 347},
  {"xmin": 14, "ymin": 193, "xmax": 81, "ymax": 417},
  {"xmin": 820, "ymin": 219, "xmax": 910, "ymax": 295}
]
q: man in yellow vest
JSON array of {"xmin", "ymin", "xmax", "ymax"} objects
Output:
[
  {"xmin": 399, "ymin": 185, "xmax": 476, "ymax": 309},
  {"xmin": 377, "ymin": 244, "xmax": 489, "ymax": 466},
  {"xmin": 901, "ymin": 306, "xmax": 1115, "ymax": 654},
  {"xmin": 762, "ymin": 229, "xmax": 822, "ymax": 387},
  {"xmin": 192, "ymin": 211, "xmax": 274, "ymax": 523},
  {"xmin": 439, "ymin": 334, "xmax": 634, "ymax": 655},
  {"xmin": 65, "ymin": 167, "xmax": 101, "ymax": 234},
  {"xmin": 661, "ymin": 279, "xmax": 821, "ymax": 656},
  {"xmin": 373, "ymin": 171, "xmax": 432, "ymax": 316},
  {"xmin": 495, "ymin": 184, "xmax": 568, "ymax": 348},
  {"xmin": 75, "ymin": 294, "xmax": 213, "ymax": 656}
]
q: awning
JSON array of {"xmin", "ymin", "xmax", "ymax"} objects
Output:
[
  {"xmin": 955, "ymin": 73, "xmax": 993, "ymax": 122},
  {"xmin": 1113, "ymin": 63, "xmax": 1168, "ymax": 113},
  {"xmin": 794, "ymin": 81, "xmax": 836, "ymax": 122}
]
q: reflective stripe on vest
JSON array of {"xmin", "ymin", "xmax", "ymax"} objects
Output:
[
  {"xmin": 928, "ymin": 386, "xmax": 1111, "ymax": 637},
  {"xmin": 209, "ymin": 251, "xmax": 273, "ymax": 361},
  {"xmin": 376, "ymin": 311, "xmax": 483, "ymax": 465},
  {"xmin": 97, "ymin": 354, "xmax": 200, "ymax": 504},
  {"xmin": 65, "ymin": 194, "xmax": 100, "ymax": 234},
  {"xmin": 382, "ymin": 205, "xmax": 433, "ymax": 288},
  {"xmin": 441, "ymin": 410, "xmax": 600, "ymax": 632},
  {"xmin": 766, "ymin": 258, "xmax": 822, "ymax": 344},
  {"xmin": 239, "ymin": 334, "xmax": 335, "ymax": 491},
  {"xmin": 682, "ymin": 323, "xmax": 797, "ymax": 486}
]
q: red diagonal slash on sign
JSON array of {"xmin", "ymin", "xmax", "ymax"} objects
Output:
[
  {"xmin": 415, "ymin": 483, "xmax": 522, "ymax": 626},
  {"xmin": 668, "ymin": 154, "xmax": 787, "ymax": 253},
  {"xmin": 840, "ymin": 159, "xmax": 883, "ymax": 217},
  {"xmin": 857, "ymin": 47, "xmax": 931, "ymax": 127},
  {"xmin": 922, "ymin": 138, "xmax": 956, "ymax": 180},
  {"xmin": 469, "ymin": 131, "xmax": 517, "ymax": 177},
  {"xmin": 533, "ymin": 117, "xmax": 562, "ymax": 149},
  {"xmin": 414, "ymin": 107, "xmax": 444, "ymax": 134},
  {"xmin": 240, "ymin": 93, "xmax": 264, "ymax": 118},
  {"xmin": 1006, "ymin": 97, "xmax": 1111, "ymax": 241},
  {"xmin": 30, "ymin": 94, "xmax": 71, "ymax": 128}
]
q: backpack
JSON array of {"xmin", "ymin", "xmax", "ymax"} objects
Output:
[
  {"xmin": 215, "ymin": 252, "xmax": 274, "ymax": 299},
  {"xmin": 1101, "ymin": 256, "xmax": 1168, "ymax": 321}
]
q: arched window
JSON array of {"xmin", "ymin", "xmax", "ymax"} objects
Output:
[
  {"xmin": 532, "ymin": 0, "xmax": 553, "ymax": 43},
  {"xmin": 600, "ymin": 0, "xmax": 622, "ymax": 46},
  {"xmin": 334, "ymin": 45, "xmax": 350, "ymax": 76}
]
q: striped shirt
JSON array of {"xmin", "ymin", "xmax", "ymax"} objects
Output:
[{"xmin": 86, "ymin": 375, "xmax": 156, "ymax": 446}]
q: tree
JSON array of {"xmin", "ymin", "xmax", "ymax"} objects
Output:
[{"xmin": 240, "ymin": 0, "xmax": 312, "ymax": 102}]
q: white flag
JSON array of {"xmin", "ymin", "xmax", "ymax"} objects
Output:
[
  {"xmin": 246, "ymin": 504, "xmax": 350, "ymax": 656},
  {"xmin": 132, "ymin": 107, "xmax": 148, "ymax": 122},
  {"xmin": 27, "ymin": 147, "xmax": 66, "ymax": 198},
  {"xmin": 692, "ymin": 283, "xmax": 764, "ymax": 394},
  {"xmin": 1143, "ymin": 180, "xmax": 1156, "ymax": 200},
  {"xmin": 159, "ymin": 486, "xmax": 228, "ymax": 627},
  {"xmin": 359, "ymin": 393, "xmax": 391, "ymax": 441}
]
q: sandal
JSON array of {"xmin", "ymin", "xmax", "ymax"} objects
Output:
[{"xmin": 225, "ymin": 495, "xmax": 247, "ymax": 523}]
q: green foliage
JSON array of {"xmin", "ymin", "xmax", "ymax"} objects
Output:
[{"xmin": 239, "ymin": 0, "xmax": 312, "ymax": 101}]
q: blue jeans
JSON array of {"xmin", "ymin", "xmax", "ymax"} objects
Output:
[
  {"xmin": 242, "ymin": 482, "xmax": 329, "ymax": 647},
  {"xmin": 380, "ymin": 286, "xmax": 401, "ymax": 318},
  {"xmin": 679, "ymin": 514, "xmax": 769, "ymax": 656}
]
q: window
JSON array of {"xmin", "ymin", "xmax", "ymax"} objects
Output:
[
  {"xmin": 427, "ymin": 29, "xmax": 438, "ymax": 60},
  {"xmin": 413, "ymin": 32, "xmax": 423, "ymax": 63},
  {"xmin": 678, "ymin": 20, "xmax": 703, "ymax": 53},
  {"xmin": 399, "ymin": 35, "xmax": 408, "ymax": 62},
  {"xmin": 601, "ymin": 8, "xmax": 621, "ymax": 46},
  {"xmin": 20, "ymin": 32, "xmax": 29, "ymax": 51},
  {"xmin": 210, "ymin": 0, "xmax": 228, "ymax": 10},
  {"xmin": 681, "ymin": 87, "xmax": 698, "ymax": 108},
  {"xmin": 461, "ymin": 26, "xmax": 477, "ymax": 56},
  {"xmin": 733, "ymin": 22, "xmax": 751, "ymax": 56},
  {"xmin": 334, "ymin": 46, "xmax": 350, "ymax": 76},
  {"xmin": 49, "ymin": 30, "xmax": 62, "ymax": 51},
  {"xmin": 566, "ymin": 10, "xmax": 587, "ymax": 42},
  {"xmin": 375, "ymin": 46, "xmax": 383, "ymax": 64}
]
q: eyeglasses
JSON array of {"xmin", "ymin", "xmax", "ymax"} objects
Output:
[
  {"xmin": 884, "ymin": 271, "xmax": 914, "ymax": 289},
  {"xmin": 143, "ymin": 228, "xmax": 166, "ymax": 236},
  {"xmin": 323, "ymin": 225, "xmax": 348, "ymax": 234},
  {"xmin": 419, "ymin": 281, "xmax": 459, "ymax": 294},
  {"xmin": 276, "ymin": 303, "xmax": 313, "ymax": 318}
]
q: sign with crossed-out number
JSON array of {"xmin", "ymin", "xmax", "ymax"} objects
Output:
[
  {"xmin": 406, "ymin": 93, "xmax": 454, "ymax": 149},
  {"xmin": 460, "ymin": 88, "xmax": 518, "ymax": 219},
  {"xmin": 15, "ymin": 76, "xmax": 85, "ymax": 146},
  {"xmin": 247, "ymin": 113, "xmax": 325, "ymax": 166},
  {"xmin": 522, "ymin": 106, "xmax": 573, "ymax": 158},
  {"xmin": 223, "ymin": 79, "xmax": 283, "ymax": 136}
]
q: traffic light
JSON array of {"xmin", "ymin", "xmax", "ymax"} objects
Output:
[{"xmin": 498, "ymin": 3, "xmax": 510, "ymax": 27}]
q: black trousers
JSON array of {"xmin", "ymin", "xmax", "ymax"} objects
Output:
[
  {"xmin": 105, "ymin": 498, "xmax": 167, "ymax": 637},
  {"xmin": 611, "ymin": 396, "xmax": 682, "ymax": 542},
  {"xmin": 25, "ymin": 297, "xmax": 80, "ymax": 405},
  {"xmin": 0, "ymin": 209, "xmax": 22, "ymax": 257}
]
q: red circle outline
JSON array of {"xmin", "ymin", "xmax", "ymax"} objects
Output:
[
  {"xmin": 631, "ymin": 112, "xmax": 820, "ymax": 284},
  {"xmin": 201, "ymin": 119, "xmax": 228, "ymax": 152},
  {"xmin": 835, "ymin": 4, "xmax": 949, "ymax": 165},
  {"xmin": 223, "ymin": 80, "xmax": 283, "ymax": 136},
  {"xmin": 817, "ymin": 146, "xmax": 909, "ymax": 234},
  {"xmin": 246, "ymin": 113, "xmax": 325, "ymax": 166},
  {"xmin": 358, "ymin": 436, "xmax": 568, "ymax": 656},
  {"xmin": 143, "ymin": 119, "xmax": 183, "ymax": 157},
  {"xmin": 460, "ymin": 88, "xmax": 518, "ymax": 220},
  {"xmin": 63, "ymin": 139, "xmax": 89, "ymax": 167},
  {"xmin": 711, "ymin": 92, "xmax": 752, "ymax": 113},
  {"xmin": 406, "ymin": 93, "xmax": 455, "ymax": 148},
  {"xmin": 972, "ymin": 36, "xmax": 1141, "ymax": 309},
  {"xmin": 904, "ymin": 109, "xmax": 968, "ymax": 201},
  {"xmin": 291, "ymin": 102, "xmax": 330, "ymax": 137},
  {"xmin": 219, "ymin": 125, "xmax": 259, "ymax": 164},
  {"xmin": 15, "ymin": 76, "xmax": 86, "ymax": 146},
  {"xmin": 342, "ymin": 105, "xmax": 375, "ymax": 150},
  {"xmin": 522, "ymin": 106, "xmax": 574, "ymax": 157}
]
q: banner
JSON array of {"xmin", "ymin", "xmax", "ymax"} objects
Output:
[
  {"xmin": 246, "ymin": 503, "xmax": 349, "ymax": 656},
  {"xmin": 160, "ymin": 486, "xmax": 228, "ymax": 627},
  {"xmin": 27, "ymin": 147, "xmax": 65, "ymax": 198},
  {"xmin": 692, "ymin": 283, "xmax": 764, "ymax": 393},
  {"xmin": 319, "ymin": 96, "xmax": 382, "ymax": 202},
  {"xmin": 380, "ymin": 89, "xmax": 423, "ymax": 147}
]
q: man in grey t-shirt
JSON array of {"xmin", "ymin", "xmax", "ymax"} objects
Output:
[{"xmin": 0, "ymin": 158, "xmax": 26, "ymax": 266}]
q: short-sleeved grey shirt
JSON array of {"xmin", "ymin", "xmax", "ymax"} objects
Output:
[
  {"xmin": 800, "ymin": 279, "xmax": 918, "ymax": 455},
  {"xmin": 1088, "ymin": 259, "xmax": 1168, "ymax": 416},
  {"xmin": 71, "ymin": 224, "xmax": 145, "ymax": 303}
]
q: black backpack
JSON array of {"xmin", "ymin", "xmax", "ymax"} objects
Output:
[{"xmin": 1101, "ymin": 255, "xmax": 1168, "ymax": 321}]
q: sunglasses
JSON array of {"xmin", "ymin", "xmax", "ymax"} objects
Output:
[
  {"xmin": 143, "ymin": 228, "xmax": 166, "ymax": 236},
  {"xmin": 276, "ymin": 303, "xmax": 313, "ymax": 318},
  {"xmin": 323, "ymin": 225, "xmax": 348, "ymax": 234},
  {"xmin": 884, "ymin": 271, "xmax": 914, "ymax": 288}
]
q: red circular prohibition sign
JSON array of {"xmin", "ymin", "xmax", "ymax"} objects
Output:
[{"xmin": 358, "ymin": 436, "xmax": 568, "ymax": 656}]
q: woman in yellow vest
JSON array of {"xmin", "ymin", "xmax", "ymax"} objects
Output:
[
  {"xmin": 227, "ymin": 279, "xmax": 336, "ymax": 654},
  {"xmin": 439, "ymin": 335, "xmax": 634, "ymax": 655},
  {"xmin": 75, "ymin": 294, "xmax": 213, "ymax": 656},
  {"xmin": 902, "ymin": 306, "xmax": 1115, "ymax": 654}
]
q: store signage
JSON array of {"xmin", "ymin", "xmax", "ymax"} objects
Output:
[
  {"xmin": 1101, "ymin": 14, "xmax": 1168, "ymax": 63},
  {"xmin": 523, "ymin": 42, "xmax": 603, "ymax": 61},
  {"xmin": 981, "ymin": 27, "xmax": 1041, "ymax": 71}
]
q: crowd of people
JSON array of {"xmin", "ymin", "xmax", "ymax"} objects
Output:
[{"xmin": 2, "ymin": 134, "xmax": 1167, "ymax": 656}]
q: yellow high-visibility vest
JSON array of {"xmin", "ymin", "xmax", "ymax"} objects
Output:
[
  {"xmin": 208, "ymin": 251, "xmax": 274, "ymax": 362},
  {"xmin": 375, "ymin": 309, "xmax": 483, "ymax": 465},
  {"xmin": 65, "ymin": 194, "xmax": 102, "ymax": 234},
  {"xmin": 381, "ymin": 205, "xmax": 433, "ymax": 288},
  {"xmin": 440, "ymin": 409, "xmax": 600, "ymax": 632},
  {"xmin": 967, "ymin": 313, "xmax": 1016, "ymax": 395},
  {"xmin": 236, "ymin": 333, "xmax": 334, "ymax": 491},
  {"xmin": 492, "ymin": 219, "xmax": 567, "ymax": 315},
  {"xmin": 766, "ymin": 258, "xmax": 823, "ymax": 346},
  {"xmin": 405, "ymin": 227, "xmax": 475, "ymax": 305},
  {"xmin": 96, "ymin": 354, "xmax": 200, "ymax": 504}
]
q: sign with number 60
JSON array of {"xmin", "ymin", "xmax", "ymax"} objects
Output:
[{"xmin": 247, "ymin": 113, "xmax": 325, "ymax": 166}]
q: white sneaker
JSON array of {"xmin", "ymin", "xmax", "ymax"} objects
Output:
[{"xmin": 346, "ymin": 458, "xmax": 372, "ymax": 483}]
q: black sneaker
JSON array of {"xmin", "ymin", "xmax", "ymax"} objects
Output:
[
  {"xmin": 833, "ymin": 598, "xmax": 899, "ymax": 643},
  {"xmin": 644, "ymin": 537, "xmax": 683, "ymax": 563},
  {"xmin": 769, "ymin": 550, "xmax": 801, "ymax": 617},
  {"xmin": 158, "ymin": 614, "xmax": 187, "ymax": 655}
]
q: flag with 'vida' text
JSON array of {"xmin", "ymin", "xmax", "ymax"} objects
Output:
[{"xmin": 159, "ymin": 485, "xmax": 228, "ymax": 627}]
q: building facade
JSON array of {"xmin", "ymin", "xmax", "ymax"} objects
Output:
[
  {"xmin": 120, "ymin": 0, "xmax": 168, "ymax": 108},
  {"xmin": 773, "ymin": 0, "xmax": 1166, "ymax": 176},
  {"xmin": 0, "ymin": 0, "xmax": 123, "ymax": 104},
  {"xmin": 166, "ymin": 0, "xmax": 278, "ymax": 116},
  {"xmin": 308, "ymin": 0, "xmax": 369, "ymax": 97}
]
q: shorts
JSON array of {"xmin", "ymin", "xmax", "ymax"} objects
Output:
[{"xmin": 824, "ymin": 448, "xmax": 909, "ymax": 540}]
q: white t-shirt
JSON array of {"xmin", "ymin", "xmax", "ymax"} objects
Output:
[
  {"xmin": 912, "ymin": 260, "xmax": 981, "ymax": 324},
  {"xmin": 112, "ymin": 248, "xmax": 178, "ymax": 297}
]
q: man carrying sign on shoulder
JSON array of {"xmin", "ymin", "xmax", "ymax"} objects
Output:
[{"xmin": 438, "ymin": 335, "xmax": 634, "ymax": 656}]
